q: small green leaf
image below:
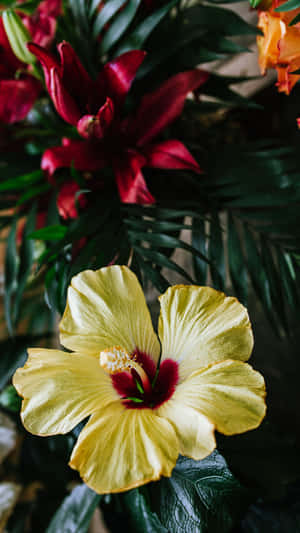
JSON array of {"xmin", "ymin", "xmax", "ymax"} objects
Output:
[
  {"xmin": 29, "ymin": 225, "xmax": 67, "ymax": 241},
  {"xmin": 46, "ymin": 484, "xmax": 101, "ymax": 533}
]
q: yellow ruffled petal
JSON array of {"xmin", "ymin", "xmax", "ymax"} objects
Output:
[
  {"xmin": 60, "ymin": 266, "xmax": 160, "ymax": 361},
  {"xmin": 69, "ymin": 403, "xmax": 179, "ymax": 494},
  {"xmin": 13, "ymin": 348, "xmax": 119, "ymax": 436},
  {"xmin": 158, "ymin": 400, "xmax": 216, "ymax": 460},
  {"xmin": 172, "ymin": 359, "xmax": 266, "ymax": 435},
  {"xmin": 158, "ymin": 285, "xmax": 253, "ymax": 380}
]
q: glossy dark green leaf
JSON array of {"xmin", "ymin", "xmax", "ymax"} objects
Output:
[
  {"xmin": 227, "ymin": 214, "xmax": 248, "ymax": 304},
  {"xmin": 154, "ymin": 452, "xmax": 248, "ymax": 533},
  {"xmin": 116, "ymin": 0, "xmax": 179, "ymax": 53},
  {"xmin": 46, "ymin": 484, "xmax": 101, "ymax": 533},
  {"xmin": 99, "ymin": 0, "xmax": 142, "ymax": 54},
  {"xmin": 122, "ymin": 489, "xmax": 167, "ymax": 533}
]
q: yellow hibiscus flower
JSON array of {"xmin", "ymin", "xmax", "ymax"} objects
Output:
[{"xmin": 13, "ymin": 266, "xmax": 266, "ymax": 494}]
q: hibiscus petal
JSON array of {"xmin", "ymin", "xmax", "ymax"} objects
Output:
[
  {"xmin": 42, "ymin": 138, "xmax": 106, "ymax": 177},
  {"xmin": 158, "ymin": 285, "xmax": 253, "ymax": 380},
  {"xmin": 59, "ymin": 265, "xmax": 161, "ymax": 361},
  {"xmin": 69, "ymin": 403, "xmax": 179, "ymax": 493},
  {"xmin": 144, "ymin": 139, "xmax": 202, "ymax": 173},
  {"xmin": 172, "ymin": 360, "xmax": 266, "ymax": 435},
  {"xmin": 100, "ymin": 50, "xmax": 146, "ymax": 107},
  {"xmin": 13, "ymin": 348, "xmax": 118, "ymax": 436},
  {"xmin": 131, "ymin": 69, "xmax": 209, "ymax": 146},
  {"xmin": 158, "ymin": 401, "xmax": 216, "ymax": 460},
  {"xmin": 114, "ymin": 151, "xmax": 155, "ymax": 204},
  {"xmin": 0, "ymin": 78, "xmax": 40, "ymax": 124}
]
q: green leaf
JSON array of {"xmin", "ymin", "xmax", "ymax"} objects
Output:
[
  {"xmin": 99, "ymin": 0, "xmax": 142, "ymax": 54},
  {"xmin": 0, "ymin": 385, "xmax": 22, "ymax": 412},
  {"xmin": 209, "ymin": 212, "xmax": 225, "ymax": 291},
  {"xmin": 46, "ymin": 484, "xmax": 101, "ymax": 533},
  {"xmin": 92, "ymin": 0, "xmax": 126, "ymax": 37},
  {"xmin": 192, "ymin": 217, "xmax": 208, "ymax": 284},
  {"xmin": 153, "ymin": 451, "xmax": 248, "ymax": 533},
  {"xmin": 4, "ymin": 219, "xmax": 18, "ymax": 336},
  {"xmin": 289, "ymin": 11, "xmax": 300, "ymax": 24},
  {"xmin": 122, "ymin": 489, "xmax": 167, "ymax": 533},
  {"xmin": 0, "ymin": 169, "xmax": 42, "ymax": 192},
  {"xmin": 116, "ymin": 0, "xmax": 180, "ymax": 53},
  {"xmin": 29, "ymin": 225, "xmax": 67, "ymax": 241},
  {"xmin": 275, "ymin": 0, "xmax": 300, "ymax": 11}
]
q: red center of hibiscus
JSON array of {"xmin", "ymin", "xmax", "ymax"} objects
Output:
[{"xmin": 111, "ymin": 351, "xmax": 179, "ymax": 409}]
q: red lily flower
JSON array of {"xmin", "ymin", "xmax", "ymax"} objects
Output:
[
  {"xmin": 0, "ymin": 0, "xmax": 61, "ymax": 124},
  {"xmin": 30, "ymin": 42, "xmax": 209, "ymax": 204}
]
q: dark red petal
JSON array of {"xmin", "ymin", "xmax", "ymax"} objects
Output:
[
  {"xmin": 100, "ymin": 50, "xmax": 146, "ymax": 107},
  {"xmin": 57, "ymin": 181, "xmax": 87, "ymax": 219},
  {"xmin": 114, "ymin": 151, "xmax": 155, "ymax": 204},
  {"xmin": 145, "ymin": 139, "xmax": 202, "ymax": 173},
  {"xmin": 49, "ymin": 67, "xmax": 81, "ymax": 125},
  {"xmin": 131, "ymin": 69, "xmax": 209, "ymax": 146},
  {"xmin": 152, "ymin": 358, "xmax": 179, "ymax": 408},
  {"xmin": 28, "ymin": 42, "xmax": 59, "ymax": 89},
  {"xmin": 0, "ymin": 78, "xmax": 40, "ymax": 124},
  {"xmin": 77, "ymin": 97, "xmax": 114, "ymax": 139},
  {"xmin": 42, "ymin": 139, "xmax": 106, "ymax": 177},
  {"xmin": 58, "ymin": 41, "xmax": 93, "ymax": 110}
]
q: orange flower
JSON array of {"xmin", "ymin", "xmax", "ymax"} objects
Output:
[{"xmin": 257, "ymin": 0, "xmax": 300, "ymax": 94}]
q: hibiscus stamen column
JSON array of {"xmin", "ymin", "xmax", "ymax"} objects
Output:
[{"xmin": 99, "ymin": 345, "xmax": 152, "ymax": 394}]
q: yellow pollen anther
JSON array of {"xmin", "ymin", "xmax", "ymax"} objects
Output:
[{"xmin": 99, "ymin": 346, "xmax": 135, "ymax": 375}]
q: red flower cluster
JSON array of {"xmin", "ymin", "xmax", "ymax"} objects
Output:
[
  {"xmin": 29, "ymin": 41, "xmax": 209, "ymax": 204},
  {"xmin": 0, "ymin": 0, "xmax": 61, "ymax": 124}
]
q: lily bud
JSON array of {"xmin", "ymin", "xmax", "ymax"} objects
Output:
[{"xmin": 2, "ymin": 10, "xmax": 36, "ymax": 65}]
